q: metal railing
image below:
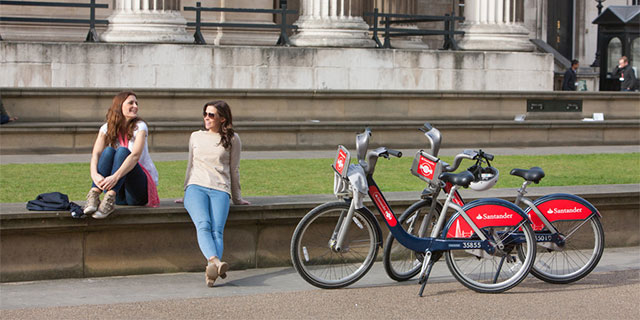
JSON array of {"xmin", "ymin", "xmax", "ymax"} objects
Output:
[
  {"xmin": 365, "ymin": 8, "xmax": 464, "ymax": 50},
  {"xmin": 0, "ymin": 0, "xmax": 108, "ymax": 42},
  {"xmin": 183, "ymin": 2, "xmax": 298, "ymax": 46}
]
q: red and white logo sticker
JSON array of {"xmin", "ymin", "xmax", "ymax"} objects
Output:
[
  {"xmin": 529, "ymin": 199, "xmax": 593, "ymax": 231},
  {"xmin": 418, "ymin": 156, "xmax": 436, "ymax": 180},
  {"xmin": 335, "ymin": 149, "xmax": 347, "ymax": 175},
  {"xmin": 446, "ymin": 204, "xmax": 523, "ymax": 238},
  {"xmin": 369, "ymin": 186, "xmax": 397, "ymax": 227}
]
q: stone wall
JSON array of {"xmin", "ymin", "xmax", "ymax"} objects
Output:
[
  {"xmin": 1, "ymin": 185, "xmax": 637, "ymax": 282},
  {"xmin": 0, "ymin": 41, "xmax": 554, "ymax": 91}
]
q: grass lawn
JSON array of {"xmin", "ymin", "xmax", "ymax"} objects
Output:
[{"xmin": 1, "ymin": 153, "xmax": 638, "ymax": 203}]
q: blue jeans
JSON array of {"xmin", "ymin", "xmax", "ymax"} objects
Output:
[
  {"xmin": 93, "ymin": 147, "xmax": 148, "ymax": 205},
  {"xmin": 184, "ymin": 184, "xmax": 230, "ymax": 259}
]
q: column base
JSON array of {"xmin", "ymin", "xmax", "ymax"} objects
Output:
[
  {"xmin": 458, "ymin": 23, "xmax": 534, "ymax": 52},
  {"xmin": 290, "ymin": 16, "xmax": 376, "ymax": 48},
  {"xmin": 389, "ymin": 25, "xmax": 429, "ymax": 49},
  {"xmin": 100, "ymin": 11, "xmax": 192, "ymax": 43}
]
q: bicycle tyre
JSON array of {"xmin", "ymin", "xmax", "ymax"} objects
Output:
[
  {"xmin": 382, "ymin": 199, "xmax": 440, "ymax": 282},
  {"xmin": 527, "ymin": 215, "xmax": 605, "ymax": 284},
  {"xmin": 445, "ymin": 220, "xmax": 536, "ymax": 293},
  {"xmin": 290, "ymin": 201, "xmax": 380, "ymax": 289}
]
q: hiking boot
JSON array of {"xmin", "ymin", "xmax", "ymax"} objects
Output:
[
  {"xmin": 93, "ymin": 192, "xmax": 116, "ymax": 219},
  {"xmin": 210, "ymin": 256, "xmax": 229, "ymax": 280},
  {"xmin": 205, "ymin": 262, "xmax": 219, "ymax": 287},
  {"xmin": 83, "ymin": 189, "xmax": 101, "ymax": 214}
]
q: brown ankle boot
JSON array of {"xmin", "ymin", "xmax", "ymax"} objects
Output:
[
  {"xmin": 210, "ymin": 256, "xmax": 229, "ymax": 280},
  {"xmin": 205, "ymin": 261, "xmax": 219, "ymax": 287}
]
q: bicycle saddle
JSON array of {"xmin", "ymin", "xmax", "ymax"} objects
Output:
[
  {"xmin": 438, "ymin": 171, "xmax": 475, "ymax": 188},
  {"xmin": 510, "ymin": 167, "xmax": 545, "ymax": 184}
]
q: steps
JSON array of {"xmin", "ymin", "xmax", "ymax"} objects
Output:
[
  {"xmin": 2, "ymin": 88, "xmax": 639, "ymax": 154},
  {"xmin": 1, "ymin": 119, "xmax": 639, "ymax": 154}
]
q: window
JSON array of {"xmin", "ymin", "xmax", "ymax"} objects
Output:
[{"xmin": 607, "ymin": 37, "xmax": 622, "ymax": 72}]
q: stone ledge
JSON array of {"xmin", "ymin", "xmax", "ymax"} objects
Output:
[
  {"xmin": 1, "ymin": 184, "xmax": 638, "ymax": 282},
  {"xmin": 1, "ymin": 119, "xmax": 639, "ymax": 154}
]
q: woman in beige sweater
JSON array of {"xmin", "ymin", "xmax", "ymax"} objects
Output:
[{"xmin": 183, "ymin": 100, "xmax": 250, "ymax": 287}]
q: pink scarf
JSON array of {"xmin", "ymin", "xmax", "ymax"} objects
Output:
[{"xmin": 118, "ymin": 134, "xmax": 160, "ymax": 207}]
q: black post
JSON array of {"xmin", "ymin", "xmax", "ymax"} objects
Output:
[
  {"xmin": 194, "ymin": 2, "xmax": 206, "ymax": 44},
  {"xmin": 276, "ymin": 4, "xmax": 291, "ymax": 46},
  {"xmin": 442, "ymin": 14, "xmax": 451, "ymax": 50},
  {"xmin": 591, "ymin": 0, "xmax": 605, "ymax": 67},
  {"xmin": 383, "ymin": 14, "xmax": 391, "ymax": 48},
  {"xmin": 85, "ymin": 0, "xmax": 99, "ymax": 42},
  {"xmin": 372, "ymin": 8, "xmax": 382, "ymax": 47}
]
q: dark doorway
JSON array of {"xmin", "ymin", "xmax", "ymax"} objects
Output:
[{"xmin": 547, "ymin": 1, "xmax": 574, "ymax": 60}]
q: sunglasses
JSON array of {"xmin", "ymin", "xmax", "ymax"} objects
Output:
[{"xmin": 203, "ymin": 112, "xmax": 216, "ymax": 119}]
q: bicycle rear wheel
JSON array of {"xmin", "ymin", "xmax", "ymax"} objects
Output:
[
  {"xmin": 445, "ymin": 221, "xmax": 536, "ymax": 293},
  {"xmin": 290, "ymin": 201, "xmax": 379, "ymax": 289},
  {"xmin": 528, "ymin": 215, "xmax": 604, "ymax": 284},
  {"xmin": 382, "ymin": 199, "xmax": 440, "ymax": 281}
]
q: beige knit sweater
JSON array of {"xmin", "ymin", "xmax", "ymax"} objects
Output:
[{"xmin": 183, "ymin": 130, "xmax": 243, "ymax": 204}]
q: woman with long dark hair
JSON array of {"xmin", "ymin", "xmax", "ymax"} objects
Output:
[
  {"xmin": 183, "ymin": 100, "xmax": 250, "ymax": 287},
  {"xmin": 83, "ymin": 91, "xmax": 159, "ymax": 219}
]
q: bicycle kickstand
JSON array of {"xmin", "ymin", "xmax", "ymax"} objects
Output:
[{"xmin": 417, "ymin": 250, "xmax": 433, "ymax": 297}]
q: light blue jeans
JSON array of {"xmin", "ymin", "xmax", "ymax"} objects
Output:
[{"xmin": 184, "ymin": 184, "xmax": 230, "ymax": 259}]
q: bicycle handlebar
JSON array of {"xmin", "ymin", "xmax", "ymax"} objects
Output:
[{"xmin": 387, "ymin": 149, "xmax": 403, "ymax": 158}]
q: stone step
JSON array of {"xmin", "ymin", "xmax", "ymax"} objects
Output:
[
  {"xmin": 1, "ymin": 119, "xmax": 639, "ymax": 154},
  {"xmin": 1, "ymin": 185, "xmax": 638, "ymax": 282},
  {"xmin": 2, "ymin": 88, "xmax": 639, "ymax": 123}
]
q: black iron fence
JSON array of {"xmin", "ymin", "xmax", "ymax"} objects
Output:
[
  {"xmin": 365, "ymin": 8, "xmax": 464, "ymax": 50},
  {"xmin": 0, "ymin": 0, "xmax": 108, "ymax": 42},
  {"xmin": 183, "ymin": 2, "xmax": 298, "ymax": 46}
]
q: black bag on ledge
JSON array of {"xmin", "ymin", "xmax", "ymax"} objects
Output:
[{"xmin": 27, "ymin": 192, "xmax": 84, "ymax": 218}]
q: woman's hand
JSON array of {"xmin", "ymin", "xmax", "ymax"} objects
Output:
[
  {"xmin": 234, "ymin": 199, "xmax": 251, "ymax": 205},
  {"xmin": 91, "ymin": 173, "xmax": 105, "ymax": 189},
  {"xmin": 98, "ymin": 175, "xmax": 119, "ymax": 192}
]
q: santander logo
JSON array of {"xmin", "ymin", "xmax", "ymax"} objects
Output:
[
  {"xmin": 336, "ymin": 150, "xmax": 346, "ymax": 174},
  {"xmin": 475, "ymin": 212, "xmax": 513, "ymax": 220},
  {"xmin": 547, "ymin": 207, "xmax": 583, "ymax": 214},
  {"xmin": 369, "ymin": 186, "xmax": 397, "ymax": 227},
  {"xmin": 418, "ymin": 157, "xmax": 435, "ymax": 179}
]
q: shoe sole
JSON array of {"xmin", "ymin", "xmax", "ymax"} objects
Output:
[
  {"xmin": 92, "ymin": 211, "xmax": 113, "ymax": 219},
  {"xmin": 218, "ymin": 262, "xmax": 229, "ymax": 277}
]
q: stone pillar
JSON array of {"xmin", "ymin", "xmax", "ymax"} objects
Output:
[
  {"xmin": 458, "ymin": 0, "xmax": 534, "ymax": 51},
  {"xmin": 374, "ymin": 0, "xmax": 428, "ymax": 48},
  {"xmin": 100, "ymin": 0, "xmax": 192, "ymax": 43},
  {"xmin": 291, "ymin": 0, "xmax": 376, "ymax": 47}
]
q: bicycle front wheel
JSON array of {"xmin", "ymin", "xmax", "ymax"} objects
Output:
[
  {"xmin": 445, "ymin": 221, "xmax": 536, "ymax": 293},
  {"xmin": 290, "ymin": 201, "xmax": 379, "ymax": 289},
  {"xmin": 383, "ymin": 199, "xmax": 440, "ymax": 281},
  {"xmin": 529, "ymin": 215, "xmax": 604, "ymax": 284}
]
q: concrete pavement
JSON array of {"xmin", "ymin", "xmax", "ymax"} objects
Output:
[
  {"xmin": 1, "ymin": 145, "xmax": 639, "ymax": 164},
  {"xmin": 1, "ymin": 246, "xmax": 638, "ymax": 311}
]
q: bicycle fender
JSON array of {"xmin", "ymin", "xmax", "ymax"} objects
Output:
[
  {"xmin": 353, "ymin": 204, "xmax": 384, "ymax": 248},
  {"xmin": 442, "ymin": 198, "xmax": 531, "ymax": 239},
  {"xmin": 525, "ymin": 193, "xmax": 601, "ymax": 232}
]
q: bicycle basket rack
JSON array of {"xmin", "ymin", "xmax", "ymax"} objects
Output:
[{"xmin": 410, "ymin": 150, "xmax": 443, "ymax": 187}]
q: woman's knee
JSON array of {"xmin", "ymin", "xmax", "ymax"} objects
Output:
[
  {"xmin": 196, "ymin": 220, "xmax": 213, "ymax": 233},
  {"xmin": 113, "ymin": 147, "xmax": 131, "ymax": 162},
  {"xmin": 100, "ymin": 146, "xmax": 116, "ymax": 159}
]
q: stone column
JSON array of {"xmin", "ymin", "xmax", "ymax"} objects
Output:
[
  {"xmin": 291, "ymin": 0, "xmax": 376, "ymax": 47},
  {"xmin": 101, "ymin": 0, "xmax": 192, "ymax": 43},
  {"xmin": 458, "ymin": 0, "xmax": 534, "ymax": 51}
]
